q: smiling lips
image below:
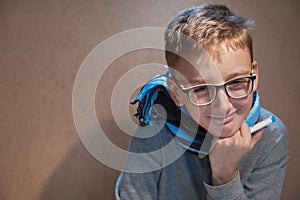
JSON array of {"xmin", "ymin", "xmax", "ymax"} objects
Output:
[{"xmin": 210, "ymin": 109, "xmax": 237, "ymax": 124}]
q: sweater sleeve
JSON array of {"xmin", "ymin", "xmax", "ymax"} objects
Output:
[
  {"xmin": 204, "ymin": 117, "xmax": 289, "ymax": 200},
  {"xmin": 115, "ymin": 124, "xmax": 163, "ymax": 200}
]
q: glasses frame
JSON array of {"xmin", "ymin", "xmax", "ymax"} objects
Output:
[{"xmin": 168, "ymin": 72, "xmax": 256, "ymax": 106}]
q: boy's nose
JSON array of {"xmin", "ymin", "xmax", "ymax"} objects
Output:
[{"xmin": 211, "ymin": 87, "xmax": 232, "ymax": 115}]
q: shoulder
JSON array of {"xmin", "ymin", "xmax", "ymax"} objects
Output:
[
  {"xmin": 128, "ymin": 122, "xmax": 166, "ymax": 153},
  {"xmin": 259, "ymin": 108, "xmax": 288, "ymax": 147},
  {"xmin": 127, "ymin": 118, "xmax": 179, "ymax": 154},
  {"xmin": 124, "ymin": 121, "xmax": 184, "ymax": 173},
  {"xmin": 255, "ymin": 108, "xmax": 289, "ymax": 163},
  {"xmin": 260, "ymin": 108, "xmax": 287, "ymax": 136}
]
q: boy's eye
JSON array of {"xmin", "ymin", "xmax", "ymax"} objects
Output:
[
  {"xmin": 228, "ymin": 78, "xmax": 248, "ymax": 85},
  {"xmin": 193, "ymin": 85, "xmax": 209, "ymax": 93},
  {"xmin": 227, "ymin": 78, "xmax": 250, "ymax": 90}
]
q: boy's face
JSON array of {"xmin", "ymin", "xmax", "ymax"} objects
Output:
[{"xmin": 168, "ymin": 48, "xmax": 258, "ymax": 138}]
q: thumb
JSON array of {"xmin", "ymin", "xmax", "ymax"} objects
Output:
[{"xmin": 250, "ymin": 128, "xmax": 264, "ymax": 149}]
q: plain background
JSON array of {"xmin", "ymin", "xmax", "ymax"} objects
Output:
[{"xmin": 0, "ymin": 0, "xmax": 299, "ymax": 199}]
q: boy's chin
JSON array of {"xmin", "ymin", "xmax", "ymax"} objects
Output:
[
  {"xmin": 208, "ymin": 127, "xmax": 237, "ymax": 138},
  {"xmin": 218, "ymin": 130, "xmax": 236, "ymax": 138}
]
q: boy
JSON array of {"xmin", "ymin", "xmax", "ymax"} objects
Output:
[{"xmin": 116, "ymin": 4, "xmax": 288, "ymax": 200}]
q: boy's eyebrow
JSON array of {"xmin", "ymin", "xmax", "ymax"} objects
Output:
[
  {"xmin": 226, "ymin": 70, "xmax": 252, "ymax": 80},
  {"xmin": 186, "ymin": 71, "xmax": 251, "ymax": 84},
  {"xmin": 188, "ymin": 77, "xmax": 206, "ymax": 84},
  {"xmin": 177, "ymin": 77, "xmax": 205, "ymax": 86},
  {"xmin": 176, "ymin": 70, "xmax": 252, "ymax": 85}
]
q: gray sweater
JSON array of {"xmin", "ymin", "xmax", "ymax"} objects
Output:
[{"xmin": 116, "ymin": 108, "xmax": 289, "ymax": 200}]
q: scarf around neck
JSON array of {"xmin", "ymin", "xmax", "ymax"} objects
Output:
[{"xmin": 131, "ymin": 73, "xmax": 261, "ymax": 156}]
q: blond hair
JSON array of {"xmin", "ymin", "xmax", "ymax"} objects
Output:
[{"xmin": 165, "ymin": 4, "xmax": 254, "ymax": 67}]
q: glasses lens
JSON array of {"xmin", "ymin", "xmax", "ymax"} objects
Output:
[
  {"xmin": 189, "ymin": 85, "xmax": 216, "ymax": 105},
  {"xmin": 226, "ymin": 77, "xmax": 253, "ymax": 98}
]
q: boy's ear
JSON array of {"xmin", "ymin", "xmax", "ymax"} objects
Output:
[
  {"xmin": 252, "ymin": 60, "xmax": 259, "ymax": 91},
  {"xmin": 166, "ymin": 78, "xmax": 184, "ymax": 106}
]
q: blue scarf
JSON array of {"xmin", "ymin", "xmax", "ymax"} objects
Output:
[{"xmin": 131, "ymin": 74, "xmax": 260, "ymax": 155}]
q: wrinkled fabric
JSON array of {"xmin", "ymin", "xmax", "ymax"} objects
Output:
[{"xmin": 116, "ymin": 108, "xmax": 289, "ymax": 200}]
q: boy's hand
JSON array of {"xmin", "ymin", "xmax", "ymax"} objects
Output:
[{"xmin": 209, "ymin": 122, "xmax": 263, "ymax": 186}]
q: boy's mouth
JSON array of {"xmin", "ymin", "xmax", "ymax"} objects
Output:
[{"xmin": 209, "ymin": 109, "xmax": 237, "ymax": 124}]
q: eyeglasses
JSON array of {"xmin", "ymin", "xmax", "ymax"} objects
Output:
[{"xmin": 169, "ymin": 73, "xmax": 256, "ymax": 106}]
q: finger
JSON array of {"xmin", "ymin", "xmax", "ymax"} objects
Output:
[
  {"xmin": 250, "ymin": 128, "xmax": 264, "ymax": 149},
  {"xmin": 240, "ymin": 122, "xmax": 251, "ymax": 140},
  {"xmin": 209, "ymin": 136, "xmax": 221, "ymax": 152}
]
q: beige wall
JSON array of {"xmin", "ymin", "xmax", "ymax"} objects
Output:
[{"xmin": 0, "ymin": 0, "xmax": 299, "ymax": 199}]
